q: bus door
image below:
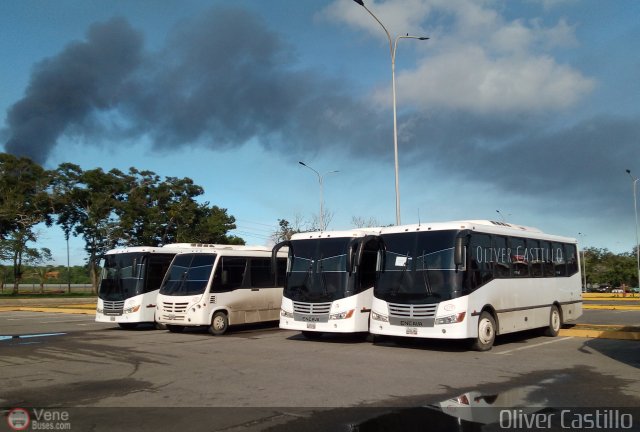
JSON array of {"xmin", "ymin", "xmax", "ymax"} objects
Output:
[
  {"xmin": 212, "ymin": 257, "xmax": 255, "ymax": 323},
  {"xmin": 248, "ymin": 257, "xmax": 281, "ymax": 321}
]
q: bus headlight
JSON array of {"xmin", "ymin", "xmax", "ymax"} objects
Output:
[
  {"xmin": 280, "ymin": 309, "xmax": 294, "ymax": 318},
  {"xmin": 435, "ymin": 312, "xmax": 466, "ymax": 325},
  {"xmin": 123, "ymin": 305, "xmax": 141, "ymax": 314},
  {"xmin": 329, "ymin": 309, "xmax": 354, "ymax": 320},
  {"xmin": 371, "ymin": 311, "xmax": 389, "ymax": 323},
  {"xmin": 96, "ymin": 308, "xmax": 103, "ymax": 314}
]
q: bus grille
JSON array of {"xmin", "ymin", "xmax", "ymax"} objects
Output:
[
  {"xmin": 387, "ymin": 302, "xmax": 438, "ymax": 318},
  {"xmin": 293, "ymin": 302, "xmax": 332, "ymax": 315},
  {"xmin": 103, "ymin": 300, "xmax": 124, "ymax": 316},
  {"xmin": 160, "ymin": 301, "xmax": 189, "ymax": 321},
  {"xmin": 161, "ymin": 301, "xmax": 189, "ymax": 313}
]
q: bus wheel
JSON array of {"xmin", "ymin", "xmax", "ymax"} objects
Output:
[
  {"xmin": 118, "ymin": 323, "xmax": 137, "ymax": 330},
  {"xmin": 544, "ymin": 305, "xmax": 561, "ymax": 337},
  {"xmin": 209, "ymin": 311, "xmax": 229, "ymax": 335},
  {"xmin": 167, "ymin": 325, "xmax": 184, "ymax": 333},
  {"xmin": 472, "ymin": 311, "xmax": 496, "ymax": 351}
]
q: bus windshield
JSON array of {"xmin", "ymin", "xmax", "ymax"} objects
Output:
[
  {"xmin": 285, "ymin": 237, "xmax": 352, "ymax": 302},
  {"xmin": 376, "ymin": 230, "xmax": 462, "ymax": 304},
  {"xmin": 159, "ymin": 254, "xmax": 216, "ymax": 296},
  {"xmin": 98, "ymin": 253, "xmax": 145, "ymax": 301}
]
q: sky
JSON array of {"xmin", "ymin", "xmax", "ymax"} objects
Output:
[{"xmin": 1, "ymin": 0, "xmax": 639, "ymax": 266}]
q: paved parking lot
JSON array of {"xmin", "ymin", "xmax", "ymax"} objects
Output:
[{"xmin": 1, "ymin": 308, "xmax": 639, "ymax": 431}]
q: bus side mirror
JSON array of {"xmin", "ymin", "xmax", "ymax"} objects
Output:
[
  {"xmin": 347, "ymin": 235, "xmax": 382, "ymax": 274},
  {"xmin": 346, "ymin": 239, "xmax": 360, "ymax": 274},
  {"xmin": 271, "ymin": 241, "xmax": 291, "ymax": 275},
  {"xmin": 455, "ymin": 237, "xmax": 467, "ymax": 271}
]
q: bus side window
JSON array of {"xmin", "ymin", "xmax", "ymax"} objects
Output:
[
  {"xmin": 468, "ymin": 233, "xmax": 493, "ymax": 290},
  {"xmin": 213, "ymin": 257, "xmax": 247, "ymax": 292},
  {"xmin": 541, "ymin": 242, "xmax": 554, "ymax": 277},
  {"xmin": 356, "ymin": 239, "xmax": 379, "ymax": 293},
  {"xmin": 552, "ymin": 242, "xmax": 566, "ymax": 276},
  {"xmin": 565, "ymin": 244, "xmax": 578, "ymax": 276},
  {"xmin": 527, "ymin": 239, "xmax": 543, "ymax": 278},
  {"xmin": 249, "ymin": 258, "xmax": 273, "ymax": 288},
  {"xmin": 276, "ymin": 258, "xmax": 286, "ymax": 286},
  {"xmin": 144, "ymin": 254, "xmax": 174, "ymax": 293},
  {"xmin": 510, "ymin": 237, "xmax": 529, "ymax": 278},
  {"xmin": 493, "ymin": 236, "xmax": 510, "ymax": 278}
]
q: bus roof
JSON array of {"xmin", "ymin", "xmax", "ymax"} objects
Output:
[
  {"xmin": 289, "ymin": 228, "xmax": 381, "ymax": 241},
  {"xmin": 164, "ymin": 243, "xmax": 272, "ymax": 252},
  {"xmin": 172, "ymin": 248, "xmax": 287, "ymax": 258},
  {"xmin": 378, "ymin": 220, "xmax": 576, "ymax": 243},
  {"xmin": 104, "ymin": 243, "xmax": 272, "ymax": 255}
]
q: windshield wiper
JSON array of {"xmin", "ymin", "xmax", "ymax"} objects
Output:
[
  {"xmin": 391, "ymin": 251, "xmax": 411, "ymax": 296},
  {"xmin": 421, "ymin": 250, "xmax": 435, "ymax": 297},
  {"xmin": 318, "ymin": 254, "xmax": 329, "ymax": 296},
  {"xmin": 177, "ymin": 270, "xmax": 188, "ymax": 294}
]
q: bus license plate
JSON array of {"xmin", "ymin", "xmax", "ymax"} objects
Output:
[
  {"xmin": 406, "ymin": 327, "xmax": 417, "ymax": 335},
  {"xmin": 110, "ymin": 317, "xmax": 115, "ymax": 322},
  {"xmin": 307, "ymin": 323, "xmax": 316, "ymax": 329}
]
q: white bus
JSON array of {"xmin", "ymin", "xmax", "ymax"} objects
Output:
[
  {"xmin": 272, "ymin": 229, "xmax": 383, "ymax": 338},
  {"xmin": 156, "ymin": 244, "xmax": 287, "ymax": 334},
  {"xmin": 96, "ymin": 244, "xmax": 198, "ymax": 329},
  {"xmin": 369, "ymin": 220, "xmax": 582, "ymax": 350}
]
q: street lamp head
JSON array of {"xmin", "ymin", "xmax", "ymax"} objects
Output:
[
  {"xmin": 418, "ymin": 37, "xmax": 429, "ymax": 40},
  {"xmin": 299, "ymin": 161, "xmax": 307, "ymax": 167},
  {"xmin": 626, "ymin": 169, "xmax": 632, "ymax": 174},
  {"xmin": 352, "ymin": 0, "xmax": 365, "ymax": 5}
]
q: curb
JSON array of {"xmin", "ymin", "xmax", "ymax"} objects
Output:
[
  {"xmin": 559, "ymin": 325, "xmax": 640, "ymax": 341},
  {"xmin": 0, "ymin": 306, "xmax": 96, "ymax": 315},
  {"xmin": 0, "ymin": 298, "xmax": 97, "ymax": 306},
  {"xmin": 583, "ymin": 305, "xmax": 640, "ymax": 311}
]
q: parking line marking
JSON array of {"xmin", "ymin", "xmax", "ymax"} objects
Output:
[
  {"xmin": 40, "ymin": 319, "xmax": 92, "ymax": 324},
  {"xmin": 495, "ymin": 337, "xmax": 574, "ymax": 355}
]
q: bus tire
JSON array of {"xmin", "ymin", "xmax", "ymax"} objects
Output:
[
  {"xmin": 167, "ymin": 324, "xmax": 184, "ymax": 333},
  {"xmin": 118, "ymin": 323, "xmax": 137, "ymax": 330},
  {"xmin": 544, "ymin": 305, "xmax": 561, "ymax": 337},
  {"xmin": 472, "ymin": 311, "xmax": 496, "ymax": 351},
  {"xmin": 209, "ymin": 311, "xmax": 229, "ymax": 335}
]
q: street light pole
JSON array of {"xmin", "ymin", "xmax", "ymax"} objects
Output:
[
  {"xmin": 352, "ymin": 0, "xmax": 428, "ymax": 226},
  {"xmin": 299, "ymin": 162, "xmax": 339, "ymax": 231},
  {"xmin": 578, "ymin": 232, "xmax": 587, "ymax": 293},
  {"xmin": 626, "ymin": 169, "xmax": 640, "ymax": 289}
]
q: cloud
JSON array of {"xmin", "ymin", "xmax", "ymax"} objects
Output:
[
  {"xmin": 1, "ymin": 2, "xmax": 637, "ymax": 225},
  {"xmin": 386, "ymin": 46, "xmax": 594, "ymax": 112},
  {"xmin": 324, "ymin": 0, "xmax": 594, "ymax": 114},
  {"xmin": 397, "ymin": 111, "xmax": 640, "ymax": 218},
  {"xmin": 321, "ymin": 0, "xmax": 431, "ymax": 40},
  {"xmin": 3, "ymin": 18, "xmax": 143, "ymax": 164},
  {"xmin": 2, "ymin": 6, "xmax": 387, "ymax": 164}
]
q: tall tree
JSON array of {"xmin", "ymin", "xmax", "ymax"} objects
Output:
[
  {"xmin": 582, "ymin": 247, "xmax": 637, "ymax": 288},
  {"xmin": 184, "ymin": 205, "xmax": 244, "ymax": 245},
  {"xmin": 70, "ymin": 168, "xmax": 128, "ymax": 291},
  {"xmin": 116, "ymin": 171, "xmax": 207, "ymax": 246},
  {"xmin": 0, "ymin": 154, "xmax": 52, "ymax": 293}
]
